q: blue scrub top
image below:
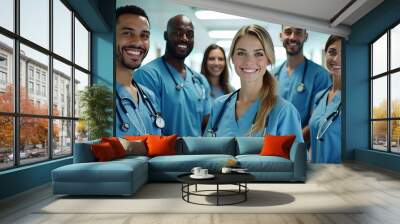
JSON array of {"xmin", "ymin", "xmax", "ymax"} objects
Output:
[
  {"xmin": 204, "ymin": 93, "xmax": 304, "ymax": 143},
  {"xmin": 274, "ymin": 59, "xmax": 331, "ymax": 127},
  {"xmin": 134, "ymin": 57, "xmax": 212, "ymax": 137},
  {"xmin": 309, "ymin": 89, "xmax": 341, "ymax": 163},
  {"xmin": 115, "ymin": 82, "xmax": 162, "ymax": 137}
]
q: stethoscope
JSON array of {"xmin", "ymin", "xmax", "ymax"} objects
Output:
[
  {"xmin": 207, "ymin": 89, "xmax": 267, "ymax": 137},
  {"xmin": 116, "ymin": 80, "xmax": 165, "ymax": 132},
  {"xmin": 315, "ymin": 87, "xmax": 341, "ymax": 141},
  {"xmin": 161, "ymin": 56, "xmax": 206, "ymax": 101},
  {"xmin": 275, "ymin": 58, "xmax": 309, "ymax": 93}
]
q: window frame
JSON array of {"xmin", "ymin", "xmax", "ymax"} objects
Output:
[
  {"xmin": 0, "ymin": 0, "xmax": 92, "ymax": 171},
  {"xmin": 370, "ymin": 19, "xmax": 400, "ymax": 154}
]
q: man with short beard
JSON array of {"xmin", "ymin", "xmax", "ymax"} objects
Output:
[
  {"xmin": 135, "ymin": 15, "xmax": 211, "ymax": 137},
  {"xmin": 275, "ymin": 26, "xmax": 331, "ymax": 142},
  {"xmin": 115, "ymin": 5, "xmax": 163, "ymax": 137}
]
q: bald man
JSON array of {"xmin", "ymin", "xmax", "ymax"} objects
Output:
[{"xmin": 134, "ymin": 15, "xmax": 211, "ymax": 137}]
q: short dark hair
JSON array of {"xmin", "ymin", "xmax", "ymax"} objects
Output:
[
  {"xmin": 324, "ymin": 35, "xmax": 342, "ymax": 52},
  {"xmin": 116, "ymin": 5, "xmax": 150, "ymax": 25}
]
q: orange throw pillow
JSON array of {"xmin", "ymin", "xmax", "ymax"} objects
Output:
[
  {"xmin": 146, "ymin": 135, "xmax": 177, "ymax": 157},
  {"xmin": 259, "ymin": 135, "xmax": 296, "ymax": 159},
  {"xmin": 91, "ymin": 142, "xmax": 117, "ymax": 161},
  {"xmin": 101, "ymin": 137, "xmax": 126, "ymax": 158}
]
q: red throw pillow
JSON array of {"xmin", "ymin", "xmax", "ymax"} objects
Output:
[
  {"xmin": 146, "ymin": 135, "xmax": 177, "ymax": 157},
  {"xmin": 259, "ymin": 135, "xmax": 296, "ymax": 159},
  {"xmin": 101, "ymin": 137, "xmax": 126, "ymax": 158},
  {"xmin": 91, "ymin": 142, "xmax": 117, "ymax": 161}
]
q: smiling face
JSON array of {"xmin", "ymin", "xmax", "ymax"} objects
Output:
[
  {"xmin": 165, "ymin": 15, "xmax": 194, "ymax": 60},
  {"xmin": 206, "ymin": 48, "xmax": 226, "ymax": 77},
  {"xmin": 232, "ymin": 34, "xmax": 269, "ymax": 84},
  {"xmin": 326, "ymin": 40, "xmax": 342, "ymax": 78},
  {"xmin": 280, "ymin": 26, "xmax": 307, "ymax": 56},
  {"xmin": 116, "ymin": 14, "xmax": 150, "ymax": 70}
]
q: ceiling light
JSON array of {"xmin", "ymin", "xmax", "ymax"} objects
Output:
[
  {"xmin": 208, "ymin": 30, "xmax": 237, "ymax": 39},
  {"xmin": 195, "ymin": 10, "xmax": 247, "ymax": 20},
  {"xmin": 216, "ymin": 40, "xmax": 232, "ymax": 49}
]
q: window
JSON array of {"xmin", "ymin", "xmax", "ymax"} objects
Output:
[
  {"xmin": 0, "ymin": 0, "xmax": 91, "ymax": 170},
  {"xmin": 370, "ymin": 23, "xmax": 400, "ymax": 154},
  {"xmin": 28, "ymin": 81, "xmax": 34, "ymax": 94}
]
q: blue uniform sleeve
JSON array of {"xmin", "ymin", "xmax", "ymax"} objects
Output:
[
  {"xmin": 200, "ymin": 74, "xmax": 212, "ymax": 117},
  {"xmin": 277, "ymin": 103, "xmax": 304, "ymax": 143},
  {"xmin": 312, "ymin": 68, "xmax": 331, "ymax": 106},
  {"xmin": 311, "ymin": 89, "xmax": 327, "ymax": 111},
  {"xmin": 134, "ymin": 68, "xmax": 162, "ymax": 100}
]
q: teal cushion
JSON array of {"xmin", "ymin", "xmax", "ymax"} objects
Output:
[
  {"xmin": 236, "ymin": 137, "xmax": 264, "ymax": 155},
  {"xmin": 179, "ymin": 137, "xmax": 235, "ymax": 155},
  {"xmin": 236, "ymin": 155, "xmax": 293, "ymax": 172},
  {"xmin": 73, "ymin": 140, "xmax": 101, "ymax": 163},
  {"xmin": 148, "ymin": 154, "xmax": 235, "ymax": 172}
]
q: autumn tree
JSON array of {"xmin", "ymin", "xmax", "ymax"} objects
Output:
[{"xmin": 0, "ymin": 84, "xmax": 60, "ymax": 152}]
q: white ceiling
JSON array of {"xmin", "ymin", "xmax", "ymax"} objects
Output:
[{"xmin": 171, "ymin": 0, "xmax": 384, "ymax": 37}]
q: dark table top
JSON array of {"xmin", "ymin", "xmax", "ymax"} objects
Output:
[{"xmin": 177, "ymin": 172, "xmax": 255, "ymax": 185}]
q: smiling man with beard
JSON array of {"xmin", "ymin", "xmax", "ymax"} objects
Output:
[
  {"xmin": 115, "ymin": 6, "xmax": 163, "ymax": 137},
  {"xmin": 134, "ymin": 15, "xmax": 211, "ymax": 137},
  {"xmin": 274, "ymin": 26, "xmax": 331, "ymax": 143}
]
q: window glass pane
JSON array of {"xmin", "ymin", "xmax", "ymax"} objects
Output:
[
  {"xmin": 0, "ymin": 116, "xmax": 13, "ymax": 170},
  {"xmin": 53, "ymin": 119, "xmax": 72, "ymax": 158},
  {"xmin": 75, "ymin": 120, "xmax": 88, "ymax": 142},
  {"xmin": 391, "ymin": 120, "xmax": 400, "ymax": 153},
  {"xmin": 20, "ymin": 44, "xmax": 49, "ymax": 115},
  {"xmin": 372, "ymin": 121, "xmax": 388, "ymax": 151},
  {"xmin": 53, "ymin": 0, "xmax": 72, "ymax": 60},
  {"xmin": 372, "ymin": 77, "xmax": 387, "ymax": 119},
  {"xmin": 372, "ymin": 33, "xmax": 387, "ymax": 76},
  {"xmin": 391, "ymin": 24, "xmax": 400, "ymax": 70},
  {"xmin": 74, "ymin": 69, "xmax": 89, "ymax": 118},
  {"xmin": 53, "ymin": 59, "xmax": 72, "ymax": 116},
  {"xmin": 391, "ymin": 72, "xmax": 400, "ymax": 118},
  {"xmin": 0, "ymin": 34, "xmax": 14, "ymax": 112},
  {"xmin": 20, "ymin": 0, "xmax": 49, "ymax": 49},
  {"xmin": 74, "ymin": 18, "xmax": 89, "ymax": 70},
  {"xmin": 20, "ymin": 117, "xmax": 49, "ymax": 165},
  {"xmin": 0, "ymin": 0, "xmax": 14, "ymax": 31}
]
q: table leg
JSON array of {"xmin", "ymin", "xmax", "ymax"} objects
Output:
[{"xmin": 217, "ymin": 184, "xmax": 220, "ymax": 206}]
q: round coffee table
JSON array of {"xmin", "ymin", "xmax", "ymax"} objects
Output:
[{"xmin": 177, "ymin": 172, "xmax": 255, "ymax": 206}]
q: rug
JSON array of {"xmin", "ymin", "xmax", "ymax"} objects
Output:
[{"xmin": 38, "ymin": 183, "xmax": 362, "ymax": 214}]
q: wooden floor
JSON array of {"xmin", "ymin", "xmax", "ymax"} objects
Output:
[{"xmin": 1, "ymin": 162, "xmax": 400, "ymax": 224}]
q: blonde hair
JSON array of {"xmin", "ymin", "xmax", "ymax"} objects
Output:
[{"xmin": 228, "ymin": 24, "xmax": 277, "ymax": 135}]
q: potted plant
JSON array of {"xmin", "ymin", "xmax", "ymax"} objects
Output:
[{"xmin": 79, "ymin": 84, "xmax": 113, "ymax": 140}]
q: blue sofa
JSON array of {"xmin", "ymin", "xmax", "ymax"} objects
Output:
[{"xmin": 52, "ymin": 137, "xmax": 306, "ymax": 195}]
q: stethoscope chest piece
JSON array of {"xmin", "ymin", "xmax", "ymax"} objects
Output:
[
  {"xmin": 297, "ymin": 83, "xmax": 305, "ymax": 92},
  {"xmin": 155, "ymin": 115, "xmax": 165, "ymax": 129},
  {"xmin": 175, "ymin": 84, "xmax": 184, "ymax": 90},
  {"xmin": 121, "ymin": 122, "xmax": 130, "ymax": 132}
]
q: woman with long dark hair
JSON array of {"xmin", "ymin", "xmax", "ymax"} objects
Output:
[{"xmin": 201, "ymin": 44, "xmax": 233, "ymax": 99}]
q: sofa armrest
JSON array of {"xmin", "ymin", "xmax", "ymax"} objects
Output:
[
  {"xmin": 73, "ymin": 140, "xmax": 100, "ymax": 163},
  {"xmin": 289, "ymin": 142, "xmax": 307, "ymax": 181}
]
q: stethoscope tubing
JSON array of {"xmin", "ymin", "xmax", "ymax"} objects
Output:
[
  {"xmin": 275, "ymin": 58, "xmax": 308, "ymax": 93},
  {"xmin": 161, "ymin": 56, "xmax": 205, "ymax": 100}
]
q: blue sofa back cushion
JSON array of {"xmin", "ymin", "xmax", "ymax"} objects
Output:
[
  {"xmin": 179, "ymin": 137, "xmax": 235, "ymax": 155},
  {"xmin": 236, "ymin": 137, "xmax": 264, "ymax": 155},
  {"xmin": 73, "ymin": 139, "xmax": 100, "ymax": 163}
]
